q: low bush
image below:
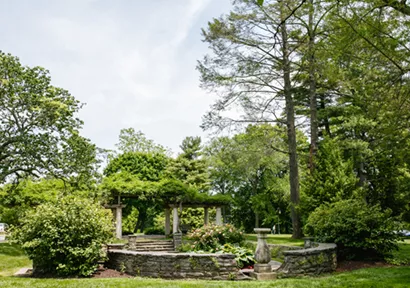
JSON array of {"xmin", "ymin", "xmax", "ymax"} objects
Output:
[
  {"xmin": 187, "ymin": 223, "xmax": 245, "ymax": 251},
  {"xmin": 305, "ymin": 199, "xmax": 402, "ymax": 259},
  {"xmin": 12, "ymin": 196, "xmax": 113, "ymax": 276},
  {"xmin": 144, "ymin": 227, "xmax": 165, "ymax": 235},
  {"xmin": 218, "ymin": 243, "xmax": 255, "ymax": 268}
]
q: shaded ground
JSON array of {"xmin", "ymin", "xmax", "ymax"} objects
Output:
[
  {"xmin": 92, "ymin": 266, "xmax": 133, "ymax": 278},
  {"xmin": 337, "ymin": 260, "xmax": 392, "ymax": 272}
]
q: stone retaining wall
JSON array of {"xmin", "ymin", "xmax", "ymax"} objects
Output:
[
  {"xmin": 106, "ymin": 250, "xmax": 238, "ymax": 280},
  {"xmin": 278, "ymin": 243, "xmax": 337, "ymax": 277},
  {"xmin": 268, "ymin": 244, "xmax": 303, "ymax": 259}
]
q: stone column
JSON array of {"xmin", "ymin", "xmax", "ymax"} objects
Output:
[
  {"xmin": 173, "ymin": 232, "xmax": 182, "ymax": 250},
  {"xmin": 172, "ymin": 207, "xmax": 179, "ymax": 233},
  {"xmin": 165, "ymin": 208, "xmax": 171, "ymax": 235},
  {"xmin": 204, "ymin": 207, "xmax": 209, "ymax": 225},
  {"xmin": 216, "ymin": 207, "xmax": 222, "ymax": 225},
  {"xmin": 254, "ymin": 228, "xmax": 271, "ymax": 273},
  {"xmin": 116, "ymin": 206, "xmax": 122, "ymax": 239}
]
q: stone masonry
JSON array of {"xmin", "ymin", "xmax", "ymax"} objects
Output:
[
  {"xmin": 277, "ymin": 243, "xmax": 337, "ymax": 277},
  {"xmin": 106, "ymin": 249, "xmax": 238, "ymax": 280}
]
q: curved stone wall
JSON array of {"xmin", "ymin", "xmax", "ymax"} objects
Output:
[
  {"xmin": 277, "ymin": 243, "xmax": 337, "ymax": 277},
  {"xmin": 106, "ymin": 249, "xmax": 238, "ymax": 280}
]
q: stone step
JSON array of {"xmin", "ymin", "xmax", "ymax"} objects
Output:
[
  {"xmin": 134, "ymin": 241, "xmax": 173, "ymax": 246},
  {"xmin": 135, "ymin": 245, "xmax": 174, "ymax": 250},
  {"xmin": 134, "ymin": 248, "xmax": 174, "ymax": 252}
]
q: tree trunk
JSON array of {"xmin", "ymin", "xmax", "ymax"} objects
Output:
[
  {"xmin": 280, "ymin": 1, "xmax": 302, "ymax": 239},
  {"xmin": 308, "ymin": 0, "xmax": 318, "ymax": 173},
  {"xmin": 255, "ymin": 213, "xmax": 259, "ymax": 228},
  {"xmin": 134, "ymin": 209, "xmax": 146, "ymax": 233},
  {"xmin": 320, "ymin": 94, "xmax": 331, "ymax": 136}
]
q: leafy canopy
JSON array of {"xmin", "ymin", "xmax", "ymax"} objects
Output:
[{"xmin": 0, "ymin": 51, "xmax": 98, "ymax": 184}]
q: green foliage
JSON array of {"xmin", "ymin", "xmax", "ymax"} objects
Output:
[
  {"xmin": 0, "ymin": 178, "xmax": 100, "ymax": 226},
  {"xmin": 0, "ymin": 51, "xmax": 98, "ymax": 185},
  {"xmin": 144, "ymin": 227, "xmax": 165, "ymax": 235},
  {"xmin": 102, "ymin": 151, "xmax": 169, "ymax": 233},
  {"xmin": 165, "ymin": 136, "xmax": 210, "ymax": 193},
  {"xmin": 104, "ymin": 152, "xmax": 169, "ymax": 181},
  {"xmin": 206, "ymin": 124, "xmax": 303, "ymax": 233},
  {"xmin": 218, "ymin": 243, "xmax": 255, "ymax": 268},
  {"xmin": 11, "ymin": 196, "xmax": 113, "ymax": 276},
  {"xmin": 187, "ymin": 224, "xmax": 245, "ymax": 251},
  {"xmin": 115, "ymin": 128, "xmax": 168, "ymax": 155},
  {"xmin": 122, "ymin": 206, "xmax": 139, "ymax": 235},
  {"xmin": 305, "ymin": 199, "xmax": 402, "ymax": 259},
  {"xmin": 302, "ymin": 137, "xmax": 359, "ymax": 214}
]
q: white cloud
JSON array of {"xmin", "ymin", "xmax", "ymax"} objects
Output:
[{"xmin": 0, "ymin": 0, "xmax": 232, "ymax": 153}]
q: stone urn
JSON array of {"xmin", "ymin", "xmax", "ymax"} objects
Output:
[{"xmin": 254, "ymin": 228, "xmax": 271, "ymax": 273}]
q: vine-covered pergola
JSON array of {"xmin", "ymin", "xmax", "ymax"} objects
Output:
[{"xmin": 104, "ymin": 177, "xmax": 230, "ymax": 238}]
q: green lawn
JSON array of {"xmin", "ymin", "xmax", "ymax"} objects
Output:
[
  {"xmin": 245, "ymin": 234, "xmax": 304, "ymax": 246},
  {"xmin": 387, "ymin": 239, "xmax": 410, "ymax": 265},
  {"xmin": 0, "ymin": 267, "xmax": 409, "ymax": 288},
  {"xmin": 1, "ymin": 242, "xmax": 410, "ymax": 287},
  {"xmin": 0, "ymin": 243, "xmax": 32, "ymax": 277}
]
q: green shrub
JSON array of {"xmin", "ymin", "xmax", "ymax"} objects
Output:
[
  {"xmin": 305, "ymin": 199, "xmax": 402, "ymax": 259},
  {"xmin": 187, "ymin": 224, "xmax": 245, "ymax": 251},
  {"xmin": 11, "ymin": 196, "xmax": 113, "ymax": 276},
  {"xmin": 144, "ymin": 227, "xmax": 165, "ymax": 235},
  {"xmin": 218, "ymin": 243, "xmax": 255, "ymax": 268}
]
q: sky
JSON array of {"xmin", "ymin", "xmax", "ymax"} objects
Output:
[{"xmin": 0, "ymin": 0, "xmax": 232, "ymax": 154}]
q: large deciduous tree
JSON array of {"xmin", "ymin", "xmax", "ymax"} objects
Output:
[
  {"xmin": 198, "ymin": 0, "xmax": 307, "ymax": 237},
  {"xmin": 0, "ymin": 51, "xmax": 98, "ymax": 185},
  {"xmin": 116, "ymin": 127, "xmax": 168, "ymax": 155}
]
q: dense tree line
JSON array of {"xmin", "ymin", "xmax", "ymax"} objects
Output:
[{"xmin": 1, "ymin": 1, "xmax": 409, "ymax": 257}]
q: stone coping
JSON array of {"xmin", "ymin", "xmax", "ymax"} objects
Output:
[
  {"xmin": 109, "ymin": 249, "xmax": 235, "ymax": 258},
  {"xmin": 282, "ymin": 243, "xmax": 337, "ymax": 256}
]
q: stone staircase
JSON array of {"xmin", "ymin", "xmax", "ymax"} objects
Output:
[{"xmin": 132, "ymin": 239, "xmax": 175, "ymax": 252}]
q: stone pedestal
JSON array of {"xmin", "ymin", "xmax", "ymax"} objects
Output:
[
  {"xmin": 303, "ymin": 237, "xmax": 314, "ymax": 248},
  {"xmin": 128, "ymin": 235, "xmax": 137, "ymax": 250},
  {"xmin": 173, "ymin": 232, "xmax": 182, "ymax": 250},
  {"xmin": 251, "ymin": 228, "xmax": 276, "ymax": 280}
]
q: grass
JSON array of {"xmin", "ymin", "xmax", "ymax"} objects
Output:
[
  {"xmin": 245, "ymin": 234, "xmax": 304, "ymax": 246},
  {"xmin": 0, "ymin": 267, "xmax": 409, "ymax": 287},
  {"xmin": 1, "ymin": 242, "xmax": 409, "ymax": 287},
  {"xmin": 387, "ymin": 238, "xmax": 410, "ymax": 265},
  {"xmin": 0, "ymin": 243, "xmax": 32, "ymax": 277}
]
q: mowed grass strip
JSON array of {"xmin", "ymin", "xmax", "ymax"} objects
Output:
[
  {"xmin": 245, "ymin": 234, "xmax": 304, "ymax": 246},
  {"xmin": 0, "ymin": 267, "xmax": 409, "ymax": 288}
]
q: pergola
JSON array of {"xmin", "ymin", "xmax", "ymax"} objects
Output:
[{"xmin": 104, "ymin": 179, "xmax": 230, "ymax": 239}]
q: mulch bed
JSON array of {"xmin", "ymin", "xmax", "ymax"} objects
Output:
[
  {"xmin": 336, "ymin": 260, "xmax": 392, "ymax": 272},
  {"xmin": 91, "ymin": 265, "xmax": 133, "ymax": 278}
]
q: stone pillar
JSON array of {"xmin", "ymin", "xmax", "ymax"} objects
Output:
[
  {"xmin": 216, "ymin": 207, "xmax": 222, "ymax": 225},
  {"xmin": 128, "ymin": 235, "xmax": 137, "ymax": 250},
  {"xmin": 303, "ymin": 237, "xmax": 314, "ymax": 249},
  {"xmin": 116, "ymin": 206, "xmax": 122, "ymax": 239},
  {"xmin": 172, "ymin": 207, "xmax": 179, "ymax": 233},
  {"xmin": 204, "ymin": 207, "xmax": 209, "ymax": 225},
  {"xmin": 165, "ymin": 208, "xmax": 171, "ymax": 235},
  {"xmin": 254, "ymin": 228, "xmax": 271, "ymax": 273},
  {"xmin": 173, "ymin": 232, "xmax": 182, "ymax": 250}
]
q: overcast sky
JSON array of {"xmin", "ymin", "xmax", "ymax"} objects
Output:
[{"xmin": 0, "ymin": 0, "xmax": 232, "ymax": 154}]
